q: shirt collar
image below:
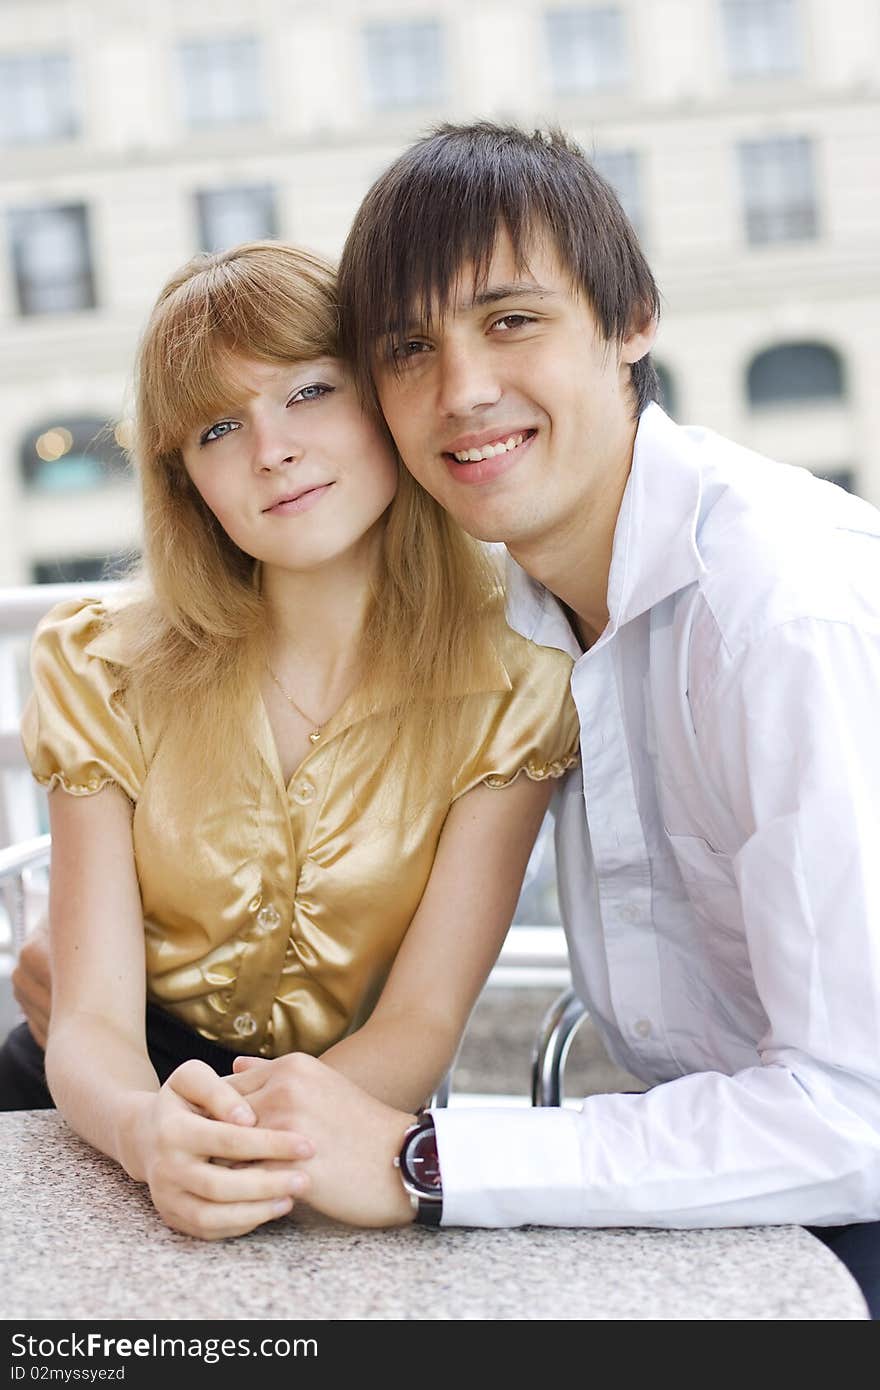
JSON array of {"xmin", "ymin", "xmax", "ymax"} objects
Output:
[
  {"xmin": 607, "ymin": 403, "xmax": 706, "ymax": 630},
  {"xmin": 506, "ymin": 404, "xmax": 706, "ymax": 650}
]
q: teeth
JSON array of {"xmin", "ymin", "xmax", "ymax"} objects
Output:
[{"xmin": 453, "ymin": 433, "xmax": 525, "ymax": 463}]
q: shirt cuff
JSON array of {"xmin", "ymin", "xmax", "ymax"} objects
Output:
[{"xmin": 432, "ymin": 1106, "xmax": 585, "ymax": 1227}]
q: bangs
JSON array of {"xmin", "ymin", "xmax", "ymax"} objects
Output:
[
  {"xmin": 138, "ymin": 243, "xmax": 339, "ymax": 455},
  {"xmin": 340, "ymin": 141, "xmax": 540, "ymax": 383}
]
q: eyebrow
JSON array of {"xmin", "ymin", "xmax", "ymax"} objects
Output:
[{"xmin": 382, "ymin": 283, "xmax": 557, "ymax": 339}]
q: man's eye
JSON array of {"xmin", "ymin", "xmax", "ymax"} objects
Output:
[
  {"xmin": 390, "ymin": 339, "xmax": 430, "ymax": 361},
  {"xmin": 290, "ymin": 383, "xmax": 333, "ymax": 404},
  {"xmin": 491, "ymin": 314, "xmax": 535, "ymax": 332},
  {"xmin": 200, "ymin": 420, "xmax": 240, "ymax": 445}
]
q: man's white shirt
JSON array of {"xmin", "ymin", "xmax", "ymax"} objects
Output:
[{"xmin": 433, "ymin": 403, "xmax": 880, "ymax": 1228}]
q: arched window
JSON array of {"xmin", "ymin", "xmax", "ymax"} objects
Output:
[
  {"xmin": 654, "ymin": 361, "xmax": 677, "ymax": 418},
  {"xmin": 20, "ymin": 416, "xmax": 129, "ymax": 491},
  {"xmin": 747, "ymin": 342, "xmax": 845, "ymax": 407}
]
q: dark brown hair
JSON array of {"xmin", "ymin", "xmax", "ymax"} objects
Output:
[{"xmin": 338, "ymin": 122, "xmax": 661, "ymax": 416}]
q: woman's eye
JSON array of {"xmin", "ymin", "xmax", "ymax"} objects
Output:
[
  {"xmin": 491, "ymin": 314, "xmax": 534, "ymax": 332},
  {"xmin": 200, "ymin": 420, "xmax": 240, "ymax": 445},
  {"xmin": 290, "ymin": 383, "xmax": 333, "ymax": 404}
]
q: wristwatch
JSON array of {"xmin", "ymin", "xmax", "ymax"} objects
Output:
[{"xmin": 394, "ymin": 1113, "xmax": 443, "ymax": 1226}]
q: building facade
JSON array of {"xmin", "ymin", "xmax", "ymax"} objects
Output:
[{"xmin": 1, "ymin": 0, "xmax": 879, "ymax": 586}]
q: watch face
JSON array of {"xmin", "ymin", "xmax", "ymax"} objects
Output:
[{"xmin": 405, "ymin": 1126, "xmax": 442, "ymax": 1194}]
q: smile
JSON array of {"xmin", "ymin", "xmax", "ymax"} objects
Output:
[
  {"xmin": 442, "ymin": 431, "xmax": 536, "ymax": 486},
  {"xmin": 451, "ymin": 432, "xmax": 530, "ymax": 463},
  {"xmin": 263, "ymin": 484, "xmax": 334, "ymax": 515}
]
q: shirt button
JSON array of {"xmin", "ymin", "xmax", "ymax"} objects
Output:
[
  {"xmin": 291, "ymin": 779, "xmax": 316, "ymax": 806},
  {"xmin": 233, "ymin": 1012, "xmax": 258, "ymax": 1039},
  {"xmin": 634, "ymin": 1019, "xmax": 652, "ymax": 1039},
  {"xmin": 255, "ymin": 904, "xmax": 281, "ymax": 936},
  {"xmin": 620, "ymin": 903, "xmax": 641, "ymax": 924}
]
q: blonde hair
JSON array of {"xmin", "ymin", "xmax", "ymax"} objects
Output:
[{"xmin": 111, "ymin": 241, "xmax": 504, "ymax": 793}]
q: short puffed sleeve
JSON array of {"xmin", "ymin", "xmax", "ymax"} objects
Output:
[
  {"xmin": 20, "ymin": 598, "xmax": 145, "ymax": 803},
  {"xmin": 453, "ymin": 629, "xmax": 580, "ymax": 799}
]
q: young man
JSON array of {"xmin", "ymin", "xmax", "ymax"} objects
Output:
[
  {"xmin": 11, "ymin": 124, "xmax": 880, "ymax": 1312},
  {"xmin": 226, "ymin": 122, "xmax": 880, "ymax": 1307}
]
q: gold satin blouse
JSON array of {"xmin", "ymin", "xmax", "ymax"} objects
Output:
[{"xmin": 22, "ymin": 598, "xmax": 579, "ymax": 1059}]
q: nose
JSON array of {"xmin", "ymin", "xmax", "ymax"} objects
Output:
[
  {"xmin": 435, "ymin": 338, "xmax": 502, "ymax": 419},
  {"xmin": 251, "ymin": 415, "xmax": 301, "ymax": 474}
]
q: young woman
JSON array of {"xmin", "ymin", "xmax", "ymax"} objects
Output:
[{"xmin": 0, "ymin": 242, "xmax": 578, "ymax": 1239}]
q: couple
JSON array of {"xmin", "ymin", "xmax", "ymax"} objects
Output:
[{"xmin": 4, "ymin": 123, "xmax": 880, "ymax": 1315}]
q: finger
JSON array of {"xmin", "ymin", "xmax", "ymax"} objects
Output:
[
  {"xmin": 223, "ymin": 1066, "xmax": 270, "ymax": 1095},
  {"xmin": 186, "ymin": 1160, "xmax": 309, "ymax": 1206},
  {"xmin": 11, "ymin": 965, "xmax": 51, "ymax": 1016},
  {"xmin": 183, "ymin": 1113, "xmax": 314, "ymax": 1163},
  {"xmin": 169, "ymin": 1192, "xmax": 301, "ymax": 1241},
  {"xmin": 166, "ymin": 1059, "xmax": 257, "ymax": 1127},
  {"xmin": 231, "ymin": 1055, "xmax": 269, "ymax": 1074},
  {"xmin": 17, "ymin": 944, "xmax": 51, "ymax": 988},
  {"xmin": 11, "ymin": 977, "xmax": 50, "ymax": 1048}
]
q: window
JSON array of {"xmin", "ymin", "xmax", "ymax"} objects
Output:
[
  {"xmin": 654, "ymin": 362, "xmax": 678, "ymax": 418},
  {"xmin": 0, "ymin": 52, "xmax": 77, "ymax": 145},
  {"xmin": 747, "ymin": 342, "xmax": 844, "ymax": 406},
  {"xmin": 739, "ymin": 136, "xmax": 817, "ymax": 244},
  {"xmin": 545, "ymin": 6, "xmax": 627, "ymax": 93},
  {"xmin": 196, "ymin": 185, "xmax": 278, "ymax": 252},
  {"xmin": 32, "ymin": 555, "xmax": 131, "ymax": 585},
  {"xmin": 721, "ymin": 0, "xmax": 801, "ymax": 78},
  {"xmin": 7, "ymin": 204, "xmax": 95, "ymax": 315},
  {"xmin": 818, "ymin": 469, "xmax": 854, "ymax": 494},
  {"xmin": 21, "ymin": 417, "xmax": 129, "ymax": 493},
  {"xmin": 177, "ymin": 37, "xmax": 264, "ymax": 128},
  {"xmin": 592, "ymin": 148, "xmax": 642, "ymax": 237},
  {"xmin": 363, "ymin": 21, "xmax": 445, "ymax": 110}
]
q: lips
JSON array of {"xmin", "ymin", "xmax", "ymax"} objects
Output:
[
  {"xmin": 263, "ymin": 483, "xmax": 334, "ymax": 515},
  {"xmin": 441, "ymin": 430, "xmax": 536, "ymax": 486}
]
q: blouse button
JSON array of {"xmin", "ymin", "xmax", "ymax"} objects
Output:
[
  {"xmin": 248, "ymin": 894, "xmax": 262, "ymax": 913},
  {"xmin": 255, "ymin": 904, "xmax": 281, "ymax": 936},
  {"xmin": 291, "ymin": 779, "xmax": 316, "ymax": 806},
  {"xmin": 233, "ymin": 1012, "xmax": 258, "ymax": 1039}
]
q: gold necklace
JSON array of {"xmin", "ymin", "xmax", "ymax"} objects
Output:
[{"xmin": 266, "ymin": 663, "xmax": 324, "ymax": 745}]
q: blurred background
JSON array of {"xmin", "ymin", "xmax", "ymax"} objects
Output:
[{"xmin": 0, "ymin": 0, "xmax": 877, "ymax": 1090}]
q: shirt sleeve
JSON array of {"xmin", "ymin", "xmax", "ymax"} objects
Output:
[
  {"xmin": 452, "ymin": 637, "xmax": 580, "ymax": 801},
  {"xmin": 434, "ymin": 617, "xmax": 880, "ymax": 1228},
  {"xmin": 21, "ymin": 598, "xmax": 146, "ymax": 804}
]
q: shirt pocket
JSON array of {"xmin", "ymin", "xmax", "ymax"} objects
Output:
[{"xmin": 665, "ymin": 831, "xmax": 741, "ymax": 926}]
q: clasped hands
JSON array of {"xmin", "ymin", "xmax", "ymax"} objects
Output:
[
  {"xmin": 139, "ymin": 1052, "xmax": 415, "ymax": 1240},
  {"xmin": 14, "ymin": 928, "xmax": 415, "ymax": 1240}
]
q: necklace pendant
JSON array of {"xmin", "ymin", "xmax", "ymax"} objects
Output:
[{"xmin": 309, "ymin": 729, "xmax": 322, "ymax": 744}]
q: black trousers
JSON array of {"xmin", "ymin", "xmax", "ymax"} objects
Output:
[
  {"xmin": 1, "ymin": 1016, "xmax": 878, "ymax": 1317},
  {"xmin": 0, "ymin": 1004, "xmax": 241, "ymax": 1110}
]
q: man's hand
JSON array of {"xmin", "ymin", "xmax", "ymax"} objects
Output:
[
  {"xmin": 229, "ymin": 1053, "xmax": 417, "ymax": 1228},
  {"xmin": 12, "ymin": 919, "xmax": 51, "ymax": 1048}
]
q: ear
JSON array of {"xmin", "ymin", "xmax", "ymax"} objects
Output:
[{"xmin": 620, "ymin": 312, "xmax": 658, "ymax": 366}]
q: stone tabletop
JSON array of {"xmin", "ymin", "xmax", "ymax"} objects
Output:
[{"xmin": 0, "ymin": 1111, "xmax": 868, "ymax": 1321}]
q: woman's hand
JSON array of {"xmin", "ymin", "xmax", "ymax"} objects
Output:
[{"xmin": 130, "ymin": 1058, "xmax": 315, "ymax": 1240}]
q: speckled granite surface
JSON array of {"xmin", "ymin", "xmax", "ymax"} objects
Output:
[{"xmin": 0, "ymin": 1111, "xmax": 868, "ymax": 1321}]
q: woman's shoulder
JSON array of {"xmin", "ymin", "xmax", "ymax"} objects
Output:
[
  {"xmin": 491, "ymin": 620, "xmax": 576, "ymax": 689},
  {"xmin": 32, "ymin": 590, "xmax": 135, "ymax": 674}
]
